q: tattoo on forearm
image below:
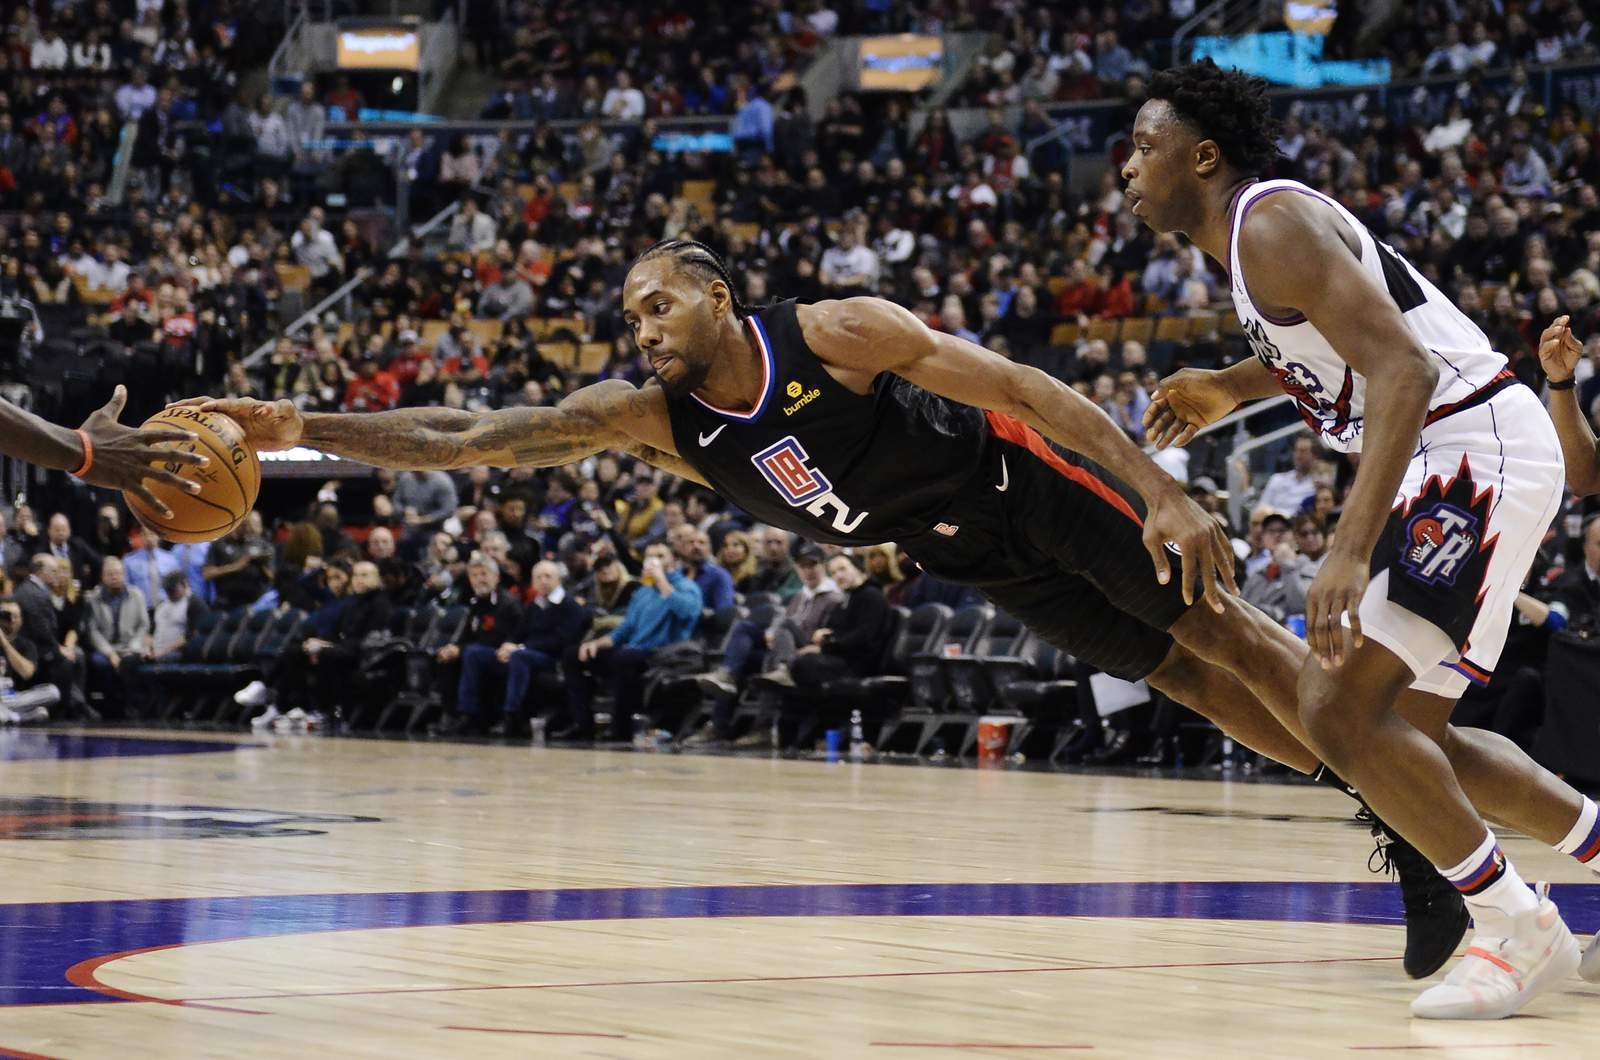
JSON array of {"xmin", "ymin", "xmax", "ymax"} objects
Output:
[{"xmin": 300, "ymin": 387, "xmax": 629, "ymax": 470}]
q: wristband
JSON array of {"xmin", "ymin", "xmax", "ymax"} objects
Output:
[
  {"xmin": 1548, "ymin": 376, "xmax": 1577, "ymax": 391},
  {"xmin": 69, "ymin": 429, "xmax": 94, "ymax": 477}
]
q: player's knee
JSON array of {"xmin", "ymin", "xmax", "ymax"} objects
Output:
[{"xmin": 1296, "ymin": 669, "xmax": 1351, "ymax": 760}]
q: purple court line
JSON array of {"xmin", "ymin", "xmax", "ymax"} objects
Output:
[{"xmin": 4, "ymin": 880, "xmax": 1596, "ymax": 1008}]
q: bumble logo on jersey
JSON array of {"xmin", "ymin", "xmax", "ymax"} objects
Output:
[{"xmin": 782, "ymin": 379, "xmax": 821, "ymax": 416}]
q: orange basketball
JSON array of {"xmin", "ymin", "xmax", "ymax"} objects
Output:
[{"xmin": 123, "ymin": 407, "xmax": 261, "ymax": 544}]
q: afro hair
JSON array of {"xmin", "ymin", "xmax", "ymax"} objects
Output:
[{"xmin": 1147, "ymin": 59, "xmax": 1282, "ymax": 176}]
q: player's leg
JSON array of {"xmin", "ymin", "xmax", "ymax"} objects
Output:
[{"xmin": 1143, "ymin": 643, "xmax": 1316, "ymax": 772}]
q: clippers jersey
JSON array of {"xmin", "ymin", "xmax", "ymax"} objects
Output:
[
  {"xmin": 1227, "ymin": 179, "xmax": 1508, "ymax": 453},
  {"xmin": 661, "ymin": 299, "xmax": 987, "ymax": 546}
]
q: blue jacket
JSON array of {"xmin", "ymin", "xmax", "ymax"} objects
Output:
[
  {"xmin": 612, "ymin": 571, "xmax": 701, "ymax": 651},
  {"xmin": 692, "ymin": 561, "xmax": 736, "ymax": 613}
]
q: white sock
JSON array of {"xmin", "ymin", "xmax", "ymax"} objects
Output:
[
  {"xmin": 1437, "ymin": 829, "xmax": 1539, "ymax": 920},
  {"xmin": 1555, "ymin": 796, "xmax": 1600, "ymax": 873}
]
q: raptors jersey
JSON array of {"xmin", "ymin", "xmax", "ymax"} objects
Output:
[{"xmin": 1227, "ymin": 179, "xmax": 1508, "ymax": 453}]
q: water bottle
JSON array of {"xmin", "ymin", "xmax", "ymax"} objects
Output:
[
  {"xmin": 1220, "ymin": 736, "xmax": 1236, "ymax": 771},
  {"xmin": 529, "ymin": 716, "xmax": 546, "ymax": 747},
  {"xmin": 849, "ymin": 709, "xmax": 866, "ymax": 761}
]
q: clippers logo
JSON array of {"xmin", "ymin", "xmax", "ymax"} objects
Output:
[
  {"xmin": 0, "ymin": 796, "xmax": 380, "ymax": 840},
  {"xmin": 751, "ymin": 436, "xmax": 869, "ymax": 534},
  {"xmin": 1401, "ymin": 502, "xmax": 1479, "ymax": 586},
  {"xmin": 754, "ymin": 437, "xmax": 832, "ymax": 504}
]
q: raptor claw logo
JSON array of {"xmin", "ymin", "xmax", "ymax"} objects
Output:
[{"xmin": 1393, "ymin": 456, "xmax": 1497, "ymax": 591}]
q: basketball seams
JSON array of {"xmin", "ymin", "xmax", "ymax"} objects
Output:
[{"xmin": 132, "ymin": 411, "xmax": 259, "ymax": 543}]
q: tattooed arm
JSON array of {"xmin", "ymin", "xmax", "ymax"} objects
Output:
[{"xmin": 188, "ymin": 380, "xmax": 702, "ymax": 478}]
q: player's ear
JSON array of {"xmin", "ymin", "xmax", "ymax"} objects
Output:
[
  {"xmin": 1194, "ymin": 139, "xmax": 1222, "ymax": 177},
  {"xmin": 708, "ymin": 278, "xmax": 733, "ymax": 317}
]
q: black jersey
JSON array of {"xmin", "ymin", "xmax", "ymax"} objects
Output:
[{"xmin": 661, "ymin": 299, "xmax": 987, "ymax": 546}]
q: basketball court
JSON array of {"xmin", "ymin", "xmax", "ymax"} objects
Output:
[{"xmin": 2, "ymin": 731, "xmax": 1598, "ymax": 1058}]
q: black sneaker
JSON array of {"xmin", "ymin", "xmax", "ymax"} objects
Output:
[{"xmin": 1359, "ymin": 808, "xmax": 1470, "ymax": 979}]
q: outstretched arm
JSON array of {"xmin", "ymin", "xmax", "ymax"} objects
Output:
[
  {"xmin": 799, "ymin": 297, "xmax": 1237, "ymax": 611},
  {"xmin": 1538, "ymin": 315, "xmax": 1600, "ymax": 496},
  {"xmin": 189, "ymin": 380, "xmax": 704, "ymax": 481}
]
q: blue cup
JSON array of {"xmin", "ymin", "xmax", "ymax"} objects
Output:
[
  {"xmin": 825, "ymin": 729, "xmax": 842, "ymax": 756},
  {"xmin": 1286, "ymin": 614, "xmax": 1307, "ymax": 639}
]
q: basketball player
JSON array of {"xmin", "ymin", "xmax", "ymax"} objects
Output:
[
  {"xmin": 185, "ymin": 237, "xmax": 1480, "ymax": 977},
  {"xmin": 1536, "ymin": 315, "xmax": 1600, "ymax": 495},
  {"xmin": 1130, "ymin": 60, "xmax": 1600, "ymax": 1018},
  {"xmin": 0, "ymin": 385, "xmax": 205, "ymax": 515}
]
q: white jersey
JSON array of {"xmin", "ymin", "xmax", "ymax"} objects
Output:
[{"xmin": 1227, "ymin": 179, "xmax": 1508, "ymax": 453}]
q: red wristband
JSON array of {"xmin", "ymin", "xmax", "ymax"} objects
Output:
[{"xmin": 69, "ymin": 429, "xmax": 93, "ymax": 478}]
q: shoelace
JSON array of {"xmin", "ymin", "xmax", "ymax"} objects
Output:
[{"xmin": 1355, "ymin": 807, "xmax": 1396, "ymax": 878}]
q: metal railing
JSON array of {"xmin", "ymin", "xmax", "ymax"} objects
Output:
[
  {"xmin": 241, "ymin": 197, "xmax": 462, "ymax": 368},
  {"xmin": 1172, "ymin": 0, "xmax": 1275, "ymax": 62},
  {"xmin": 1223, "ymin": 419, "xmax": 1306, "ymax": 528},
  {"xmin": 268, "ymin": 4, "xmax": 311, "ymax": 82}
]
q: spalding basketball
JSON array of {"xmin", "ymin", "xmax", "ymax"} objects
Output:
[{"xmin": 124, "ymin": 407, "xmax": 261, "ymax": 543}]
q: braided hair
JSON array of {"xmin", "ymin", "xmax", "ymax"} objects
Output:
[
  {"xmin": 632, "ymin": 239, "xmax": 751, "ymax": 318},
  {"xmin": 1146, "ymin": 59, "xmax": 1282, "ymax": 176}
]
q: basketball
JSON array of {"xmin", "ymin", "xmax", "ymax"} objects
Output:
[{"xmin": 123, "ymin": 406, "xmax": 261, "ymax": 543}]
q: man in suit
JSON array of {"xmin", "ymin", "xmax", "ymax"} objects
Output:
[
  {"xmin": 33, "ymin": 514, "xmax": 100, "ymax": 590},
  {"xmin": 83, "ymin": 556, "xmax": 150, "ymax": 717},
  {"xmin": 14, "ymin": 554, "xmax": 88, "ymax": 718},
  {"xmin": 1551, "ymin": 515, "xmax": 1600, "ymax": 634},
  {"xmin": 447, "ymin": 558, "xmax": 585, "ymax": 738},
  {"xmin": 433, "ymin": 553, "xmax": 524, "ymax": 734},
  {"xmin": 272, "ymin": 561, "xmax": 391, "ymax": 727}
]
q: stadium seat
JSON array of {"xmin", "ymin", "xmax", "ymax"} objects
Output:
[{"xmin": 1049, "ymin": 322, "xmax": 1080, "ymax": 346}]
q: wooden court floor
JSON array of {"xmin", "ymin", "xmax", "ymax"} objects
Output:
[{"xmin": 1, "ymin": 729, "xmax": 1598, "ymax": 1059}]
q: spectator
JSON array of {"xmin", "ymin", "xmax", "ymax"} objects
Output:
[
  {"xmin": 29, "ymin": 26, "xmax": 68, "ymax": 70},
  {"xmin": 559, "ymin": 541, "xmax": 700, "ymax": 740},
  {"xmin": 115, "ymin": 67, "xmax": 157, "ymax": 122},
  {"xmin": 572, "ymin": 549, "xmax": 638, "ymax": 633},
  {"xmin": 15, "ymin": 555, "xmax": 86, "ymax": 718},
  {"xmin": 285, "ymin": 81, "xmax": 327, "ymax": 156},
  {"xmin": 83, "ymin": 556, "xmax": 149, "ymax": 716},
  {"xmin": 343, "ymin": 353, "xmax": 401, "ymax": 412},
  {"xmin": 447, "ymin": 197, "xmax": 497, "ymax": 253},
  {"xmin": 769, "ymin": 552, "xmax": 891, "ymax": 691},
  {"xmin": 1257, "ymin": 433, "xmax": 1322, "ymax": 514},
  {"xmin": 148, "ymin": 570, "xmax": 207, "ymax": 661},
  {"xmin": 477, "ymin": 268, "xmax": 535, "ymax": 322},
  {"xmin": 819, "ymin": 225, "xmax": 880, "ymax": 296},
  {"xmin": 123, "ymin": 535, "xmax": 179, "ymax": 616},
  {"xmin": 394, "ymin": 469, "xmax": 458, "ymax": 545},
  {"xmin": 33, "ymin": 514, "xmax": 98, "ymax": 590},
  {"xmin": 747, "ymin": 526, "xmax": 801, "ymax": 598},
  {"xmin": 0, "ymin": 596, "xmax": 57, "ymax": 724},
  {"xmin": 249, "ymin": 93, "xmax": 293, "ymax": 173},
  {"xmin": 291, "ymin": 211, "xmax": 344, "ymax": 287},
  {"xmin": 326, "ymin": 75, "xmax": 364, "ymax": 119},
  {"xmin": 449, "ymin": 558, "xmax": 585, "ymax": 737},
  {"xmin": 718, "ymin": 530, "xmax": 760, "ymax": 592},
  {"xmin": 257, "ymin": 560, "xmax": 390, "ymax": 731},
  {"xmin": 672, "ymin": 525, "xmax": 736, "ymax": 615},
  {"xmin": 601, "ymin": 71, "xmax": 646, "ymax": 122},
  {"xmin": 433, "ymin": 553, "xmax": 527, "ymax": 733},
  {"xmin": 1550, "ymin": 516, "xmax": 1600, "ymax": 633},
  {"xmin": 203, "ymin": 518, "xmax": 271, "ymax": 610},
  {"xmin": 688, "ymin": 542, "xmax": 841, "ymax": 743}
]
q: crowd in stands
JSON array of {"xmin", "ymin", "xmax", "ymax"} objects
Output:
[{"xmin": 2, "ymin": 2, "xmax": 1598, "ymax": 766}]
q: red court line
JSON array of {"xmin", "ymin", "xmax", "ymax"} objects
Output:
[
  {"xmin": 443, "ymin": 1025, "xmax": 628, "ymax": 1039},
  {"xmin": 1347, "ymin": 1047, "xmax": 1549, "ymax": 1052},
  {"xmin": 64, "ymin": 946, "xmax": 267, "ymax": 1016},
  {"xmin": 122, "ymin": 954, "xmax": 1401, "ymax": 1007},
  {"xmin": 871, "ymin": 1044, "xmax": 1092, "ymax": 1051}
]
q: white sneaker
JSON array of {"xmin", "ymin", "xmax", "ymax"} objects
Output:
[
  {"xmin": 235, "ymin": 680, "xmax": 271, "ymax": 708},
  {"xmin": 250, "ymin": 704, "xmax": 283, "ymax": 729},
  {"xmin": 14, "ymin": 705, "xmax": 48, "ymax": 725},
  {"xmin": 273, "ymin": 707, "xmax": 308, "ymax": 733},
  {"xmin": 1412, "ymin": 884, "xmax": 1580, "ymax": 1020}
]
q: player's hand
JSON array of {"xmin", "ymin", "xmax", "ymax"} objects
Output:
[
  {"xmin": 1304, "ymin": 549, "xmax": 1367, "ymax": 669},
  {"xmin": 1143, "ymin": 369, "xmax": 1238, "ymax": 449},
  {"xmin": 1143, "ymin": 487, "xmax": 1237, "ymax": 612},
  {"xmin": 169, "ymin": 396, "xmax": 305, "ymax": 451},
  {"xmin": 78, "ymin": 385, "xmax": 208, "ymax": 517},
  {"xmin": 1538, "ymin": 314, "xmax": 1583, "ymax": 384}
]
